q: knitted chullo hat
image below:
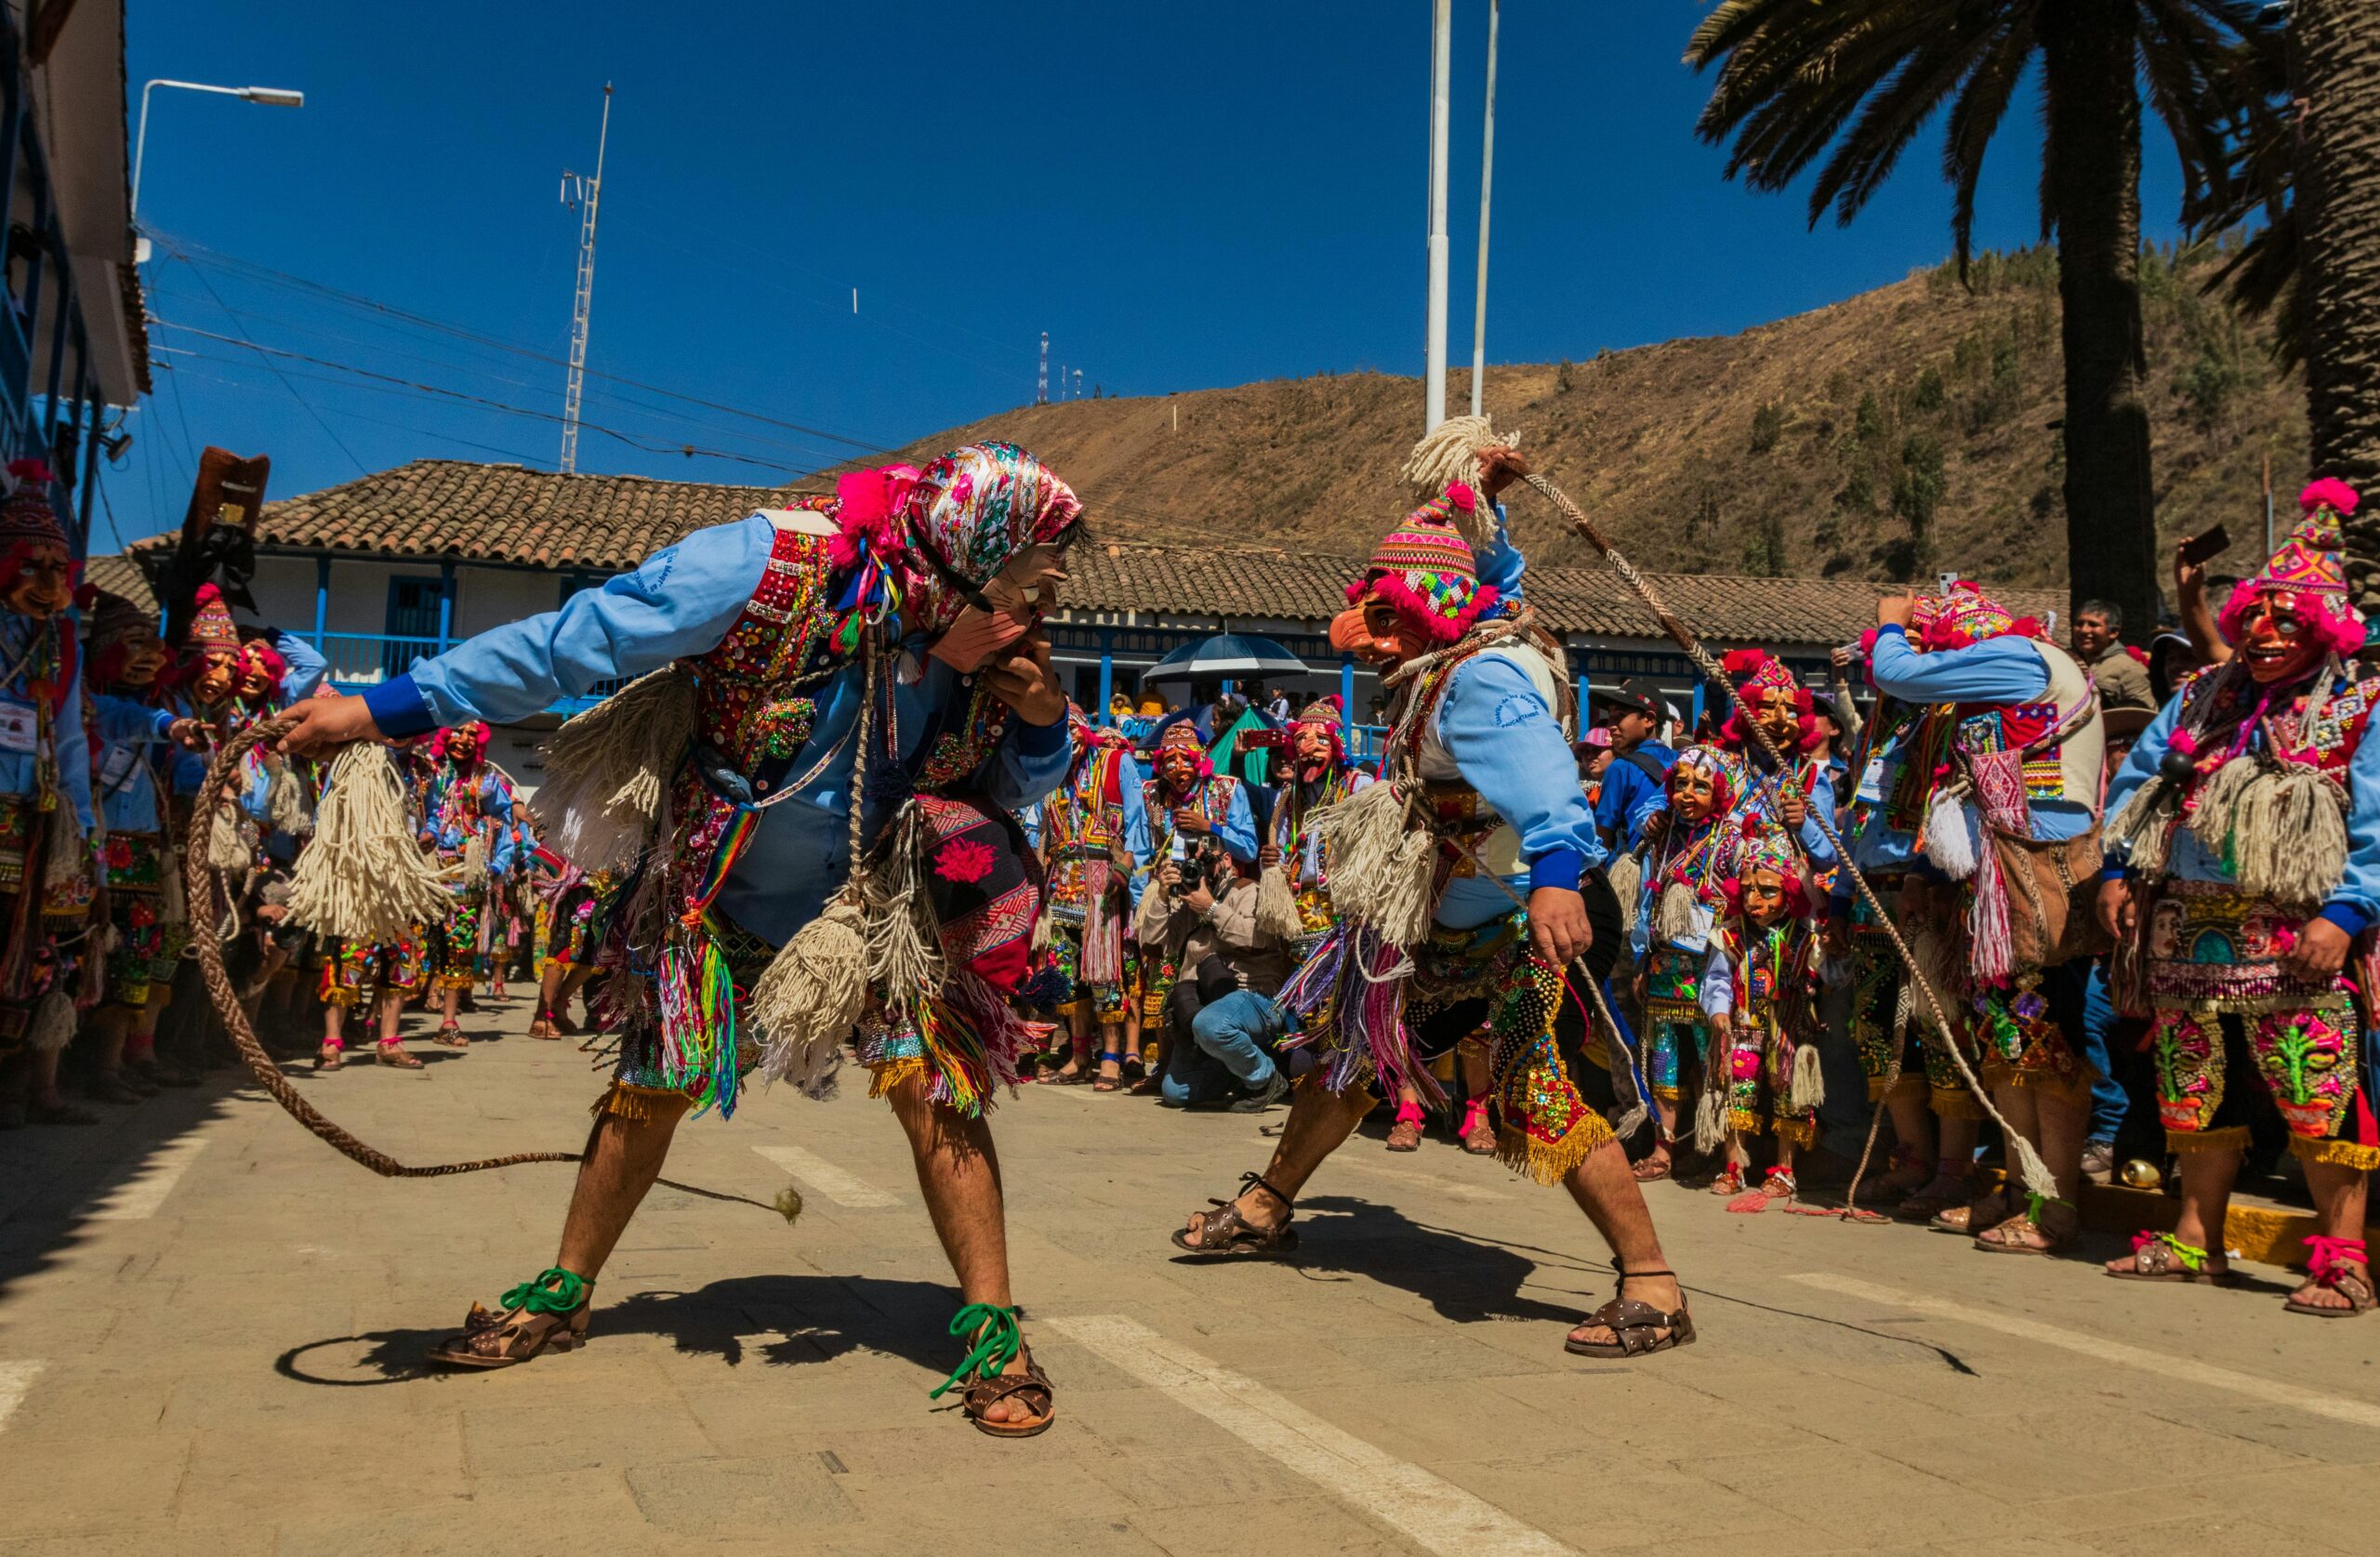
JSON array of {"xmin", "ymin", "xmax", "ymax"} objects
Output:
[
  {"xmin": 0, "ymin": 458, "xmax": 64, "ymax": 553},
  {"xmin": 1294, "ymin": 695, "xmax": 1343, "ymax": 728},
  {"xmin": 1667, "ymin": 743, "xmax": 1740, "ymax": 816},
  {"xmin": 1908, "ymin": 580, "xmax": 2043, "ymax": 652},
  {"xmin": 2217, "ymin": 479, "xmax": 2366, "ymax": 656},
  {"xmin": 1717, "ymin": 647, "xmax": 1819, "ymax": 753},
  {"xmin": 1349, "ymin": 482, "xmax": 1500, "ymax": 644},
  {"xmin": 1725, "ymin": 816, "xmax": 1809, "ymax": 917},
  {"xmin": 82, "ymin": 589, "xmax": 156, "ymax": 648},
  {"xmin": 182, "ymin": 583, "xmax": 241, "ymax": 658}
]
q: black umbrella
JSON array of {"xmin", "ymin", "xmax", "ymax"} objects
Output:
[{"xmin": 1140, "ymin": 633, "xmax": 1313, "ymax": 683}]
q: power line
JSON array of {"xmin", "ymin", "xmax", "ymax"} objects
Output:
[
  {"xmin": 164, "ymin": 367, "xmax": 560, "ymax": 466},
  {"xmin": 156, "ymin": 233, "xmax": 371, "ymax": 476},
  {"xmin": 153, "ymin": 338, "xmax": 817, "ymax": 476},
  {"xmin": 155, "ymin": 233, "xmax": 892, "ymax": 452}
]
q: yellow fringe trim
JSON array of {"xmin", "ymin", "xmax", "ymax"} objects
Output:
[
  {"xmin": 1650, "ymin": 1084, "xmax": 1681, "ymax": 1102},
  {"xmin": 1496, "ymin": 1110, "xmax": 1616, "ymax": 1188},
  {"xmin": 1870, "ymin": 1073, "xmax": 1924, "ymax": 1104},
  {"xmin": 1981, "ymin": 1061, "xmax": 2094, "ymax": 1108},
  {"xmin": 1931, "ymin": 1088, "xmax": 1985, "ymax": 1122},
  {"xmin": 2167, "ymin": 1124, "xmax": 2253, "ymax": 1155},
  {"xmin": 866, "ymin": 1056, "xmax": 929, "ymax": 1101},
  {"xmin": 591, "ymin": 1081, "xmax": 684, "ymax": 1123},
  {"xmin": 2288, "ymin": 1134, "xmax": 2380, "ymax": 1172},
  {"xmin": 1773, "ymin": 1117, "xmax": 1818, "ymax": 1150}
]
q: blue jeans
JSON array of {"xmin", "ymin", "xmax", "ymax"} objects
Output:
[
  {"xmin": 1160, "ymin": 988, "xmax": 1283, "ymax": 1107},
  {"xmin": 2078, "ymin": 962, "xmax": 2130, "ymax": 1146}
]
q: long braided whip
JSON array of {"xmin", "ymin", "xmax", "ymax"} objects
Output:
[
  {"xmin": 1512, "ymin": 469, "xmax": 2056, "ymax": 1207},
  {"xmin": 189, "ymin": 712, "xmax": 583, "ymax": 1177}
]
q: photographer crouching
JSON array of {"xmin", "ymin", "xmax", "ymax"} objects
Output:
[{"xmin": 1136, "ymin": 836, "xmax": 1295, "ymax": 1112}]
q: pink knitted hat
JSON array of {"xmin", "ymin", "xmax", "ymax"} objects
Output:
[{"xmin": 1347, "ymin": 482, "xmax": 1500, "ymax": 644}]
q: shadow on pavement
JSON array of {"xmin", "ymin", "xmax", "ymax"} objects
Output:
[
  {"xmin": 1172, "ymin": 1191, "xmax": 1587, "ymax": 1326},
  {"xmin": 275, "ymin": 1273, "xmax": 961, "ymax": 1386}
]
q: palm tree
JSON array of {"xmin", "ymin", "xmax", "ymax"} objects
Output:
[
  {"xmin": 1685, "ymin": 0, "xmax": 2276, "ymax": 635},
  {"xmin": 2292, "ymin": 0, "xmax": 2380, "ymax": 601}
]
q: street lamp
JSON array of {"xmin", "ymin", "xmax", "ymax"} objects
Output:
[{"xmin": 131, "ymin": 78, "xmax": 307, "ymax": 231}]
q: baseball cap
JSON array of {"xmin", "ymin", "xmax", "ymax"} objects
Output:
[{"xmin": 1589, "ymin": 677, "xmax": 1662, "ymax": 721}]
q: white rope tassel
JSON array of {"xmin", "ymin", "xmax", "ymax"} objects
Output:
[
  {"xmin": 266, "ymin": 760, "xmax": 314, "ymax": 837},
  {"xmin": 1398, "ymin": 415, "xmax": 1514, "ymax": 550},
  {"xmin": 1920, "ymin": 786, "xmax": 1980, "ymax": 881},
  {"xmin": 1605, "ymin": 850, "xmax": 1642, "ymax": 934},
  {"xmin": 1788, "ymin": 1038, "xmax": 1827, "ymax": 1114},
  {"xmin": 1649, "ymin": 880, "xmax": 1699, "ymax": 946},
  {"xmin": 537, "ymin": 664, "xmax": 697, "ymax": 872},
  {"xmin": 1316, "ymin": 780, "xmax": 1435, "ymax": 946},
  {"xmin": 2103, "ymin": 772, "xmax": 2179, "ymax": 877},
  {"xmin": 1253, "ymin": 859, "xmax": 1303, "ymax": 942},
  {"xmin": 285, "ymin": 744, "xmax": 451, "ymax": 943},
  {"xmin": 750, "ymin": 892, "xmax": 866, "ymax": 1097}
]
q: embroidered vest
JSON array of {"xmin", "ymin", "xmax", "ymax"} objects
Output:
[{"xmin": 1402, "ymin": 634, "xmax": 1573, "ymax": 881}]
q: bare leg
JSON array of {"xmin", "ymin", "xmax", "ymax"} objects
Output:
[
  {"xmin": 1188, "ymin": 1081, "xmax": 1370, "ymax": 1238},
  {"xmin": 2287, "ymin": 1159, "xmax": 2373, "ymax": 1312},
  {"xmin": 1876, "ymin": 1086, "xmax": 1935, "ymax": 1192},
  {"xmin": 555, "ymin": 1100, "xmax": 691, "ymax": 1279},
  {"xmin": 1564, "ymin": 1139, "xmax": 1686, "ymax": 1342},
  {"xmin": 2109, "ymin": 1148, "xmax": 2240, "ymax": 1276},
  {"xmin": 86, "ymin": 1005, "xmax": 132, "ymax": 1078},
  {"xmin": 882, "ymin": 1075, "xmax": 1038, "ymax": 1424}
]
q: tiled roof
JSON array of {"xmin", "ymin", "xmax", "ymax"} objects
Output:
[
  {"xmin": 83, "ymin": 550, "xmax": 155, "ymax": 613},
  {"xmin": 1067, "ymin": 540, "xmax": 2064, "ymax": 649},
  {"xmin": 241, "ymin": 459, "xmax": 791, "ymax": 571},
  {"xmin": 102, "ymin": 460, "xmax": 2067, "ymax": 651}
]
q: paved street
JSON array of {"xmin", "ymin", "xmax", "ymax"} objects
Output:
[{"xmin": 2, "ymin": 996, "xmax": 2376, "ymax": 1557}]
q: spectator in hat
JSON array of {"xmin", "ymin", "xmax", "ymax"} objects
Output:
[{"xmin": 1588, "ymin": 677, "xmax": 1673, "ymax": 852}]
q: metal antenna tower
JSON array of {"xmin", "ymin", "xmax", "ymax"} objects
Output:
[
  {"xmin": 558, "ymin": 85, "xmax": 613, "ymax": 474},
  {"xmin": 1038, "ymin": 332, "xmax": 1049, "ymax": 404}
]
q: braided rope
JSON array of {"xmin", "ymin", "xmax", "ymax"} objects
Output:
[
  {"xmin": 1513, "ymin": 470, "xmax": 2054, "ymax": 1207},
  {"xmin": 189, "ymin": 711, "xmax": 582, "ymax": 1178}
]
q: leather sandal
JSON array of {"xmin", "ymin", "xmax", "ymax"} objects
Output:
[
  {"xmin": 2286, "ymin": 1236, "xmax": 2376, "ymax": 1318},
  {"xmin": 1092, "ymin": 1050, "xmax": 1125, "ymax": 1093},
  {"xmin": 432, "ymin": 1021, "xmax": 469, "ymax": 1049},
  {"xmin": 932, "ymin": 1304, "xmax": 1055, "ymax": 1438},
  {"xmin": 1973, "ymin": 1194, "xmax": 2080, "ymax": 1255},
  {"xmin": 1933, "ymin": 1182, "xmax": 2019, "ymax": 1234},
  {"xmin": 316, "ymin": 1044, "xmax": 344, "ymax": 1072},
  {"xmin": 1460, "ymin": 1100, "xmax": 1498, "ymax": 1155},
  {"xmin": 1565, "ymin": 1266, "xmax": 1697, "ymax": 1358},
  {"xmin": 376, "ymin": 1041, "xmax": 426, "ymax": 1070},
  {"xmin": 427, "ymin": 1268, "xmax": 595, "ymax": 1368},
  {"xmin": 1385, "ymin": 1114, "xmax": 1424, "ymax": 1152},
  {"xmin": 1171, "ymin": 1171, "xmax": 1300, "ymax": 1258},
  {"xmin": 2107, "ymin": 1230, "xmax": 2237, "ymax": 1285},
  {"xmin": 529, "ymin": 1010, "xmax": 559, "ymax": 1040}
]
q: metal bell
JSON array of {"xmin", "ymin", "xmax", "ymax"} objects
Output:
[
  {"xmin": 2118, "ymin": 1158, "xmax": 2162, "ymax": 1191},
  {"xmin": 2158, "ymin": 747, "xmax": 2197, "ymax": 786}
]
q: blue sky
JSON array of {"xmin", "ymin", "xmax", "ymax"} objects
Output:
[{"xmin": 112, "ymin": 0, "xmax": 2186, "ymax": 551}]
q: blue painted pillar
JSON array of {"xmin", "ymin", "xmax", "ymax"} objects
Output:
[
  {"xmin": 1689, "ymin": 680, "xmax": 1706, "ymax": 733},
  {"xmin": 1339, "ymin": 655, "xmax": 1355, "ymax": 720},
  {"xmin": 312, "ymin": 556, "xmax": 330, "ymax": 642},
  {"xmin": 437, "ymin": 560, "xmax": 456, "ymax": 651},
  {"xmin": 1577, "ymin": 672, "xmax": 1590, "ymax": 718},
  {"xmin": 1096, "ymin": 629, "xmax": 1114, "ymax": 725}
]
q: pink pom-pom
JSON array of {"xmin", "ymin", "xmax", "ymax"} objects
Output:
[
  {"xmin": 2302, "ymin": 478, "xmax": 2361, "ymax": 518},
  {"xmin": 1445, "ymin": 482, "xmax": 1476, "ymax": 512},
  {"xmin": 7, "ymin": 457, "xmax": 52, "ymax": 485},
  {"xmin": 2272, "ymin": 924, "xmax": 2299, "ymax": 955},
  {"xmin": 2168, "ymin": 729, "xmax": 2199, "ymax": 757}
]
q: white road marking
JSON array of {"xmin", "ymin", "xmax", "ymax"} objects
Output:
[
  {"xmin": 1052, "ymin": 1314, "xmax": 1576, "ymax": 1557},
  {"xmin": 0, "ymin": 1361, "xmax": 44, "ymax": 1434},
  {"xmin": 751, "ymin": 1145, "xmax": 897, "ymax": 1209},
  {"xmin": 1789, "ymin": 1273, "xmax": 2380, "ymax": 1430},
  {"xmin": 85, "ymin": 1138, "xmax": 208, "ymax": 1221}
]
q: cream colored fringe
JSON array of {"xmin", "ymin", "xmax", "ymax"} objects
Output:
[
  {"xmin": 28, "ymin": 990, "xmax": 73, "ymax": 1054},
  {"xmin": 286, "ymin": 744, "xmax": 453, "ymax": 943},
  {"xmin": 1921, "ymin": 786, "xmax": 1979, "ymax": 881},
  {"xmin": 1254, "ymin": 860, "xmax": 1303, "ymax": 942},
  {"xmin": 1649, "ymin": 880, "xmax": 1699, "ymax": 946},
  {"xmin": 205, "ymin": 805, "xmax": 255, "ymax": 871},
  {"xmin": 266, "ymin": 760, "xmax": 314, "ymax": 837},
  {"xmin": 2189, "ymin": 755, "xmax": 2350, "ymax": 908},
  {"xmin": 1690, "ymin": 1023, "xmax": 1730, "ymax": 1152},
  {"xmin": 1398, "ymin": 416, "xmax": 1513, "ymax": 552},
  {"xmin": 863, "ymin": 802, "xmax": 947, "ymax": 1023},
  {"xmin": 2103, "ymin": 772, "xmax": 2179, "ymax": 877},
  {"xmin": 750, "ymin": 892, "xmax": 866, "ymax": 1098},
  {"xmin": 1605, "ymin": 850, "xmax": 1642, "ymax": 935},
  {"xmin": 538, "ymin": 664, "xmax": 697, "ymax": 873},
  {"xmin": 1316, "ymin": 779, "xmax": 1435, "ymax": 946},
  {"xmin": 1788, "ymin": 1041, "xmax": 1826, "ymax": 1113},
  {"xmin": 39, "ymin": 798, "xmax": 83, "ymax": 891}
]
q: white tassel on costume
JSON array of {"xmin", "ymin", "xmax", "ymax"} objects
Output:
[
  {"xmin": 1690, "ymin": 1024, "xmax": 1730, "ymax": 1152},
  {"xmin": 266, "ymin": 762, "xmax": 314, "ymax": 837},
  {"xmin": 1398, "ymin": 415, "xmax": 1513, "ymax": 551},
  {"xmin": 2190, "ymin": 755, "xmax": 2350, "ymax": 908},
  {"xmin": 460, "ymin": 833, "xmax": 488, "ymax": 885},
  {"xmin": 1649, "ymin": 880, "xmax": 1699, "ymax": 946},
  {"xmin": 862, "ymin": 804, "xmax": 947, "ymax": 1023},
  {"xmin": 39, "ymin": 800, "xmax": 86, "ymax": 895},
  {"xmin": 205, "ymin": 806, "xmax": 255, "ymax": 872},
  {"xmin": 537, "ymin": 663, "xmax": 697, "ymax": 872},
  {"xmin": 286, "ymin": 744, "xmax": 452, "ymax": 943},
  {"xmin": 1920, "ymin": 787, "xmax": 1980, "ymax": 881},
  {"xmin": 750, "ymin": 893, "xmax": 866, "ymax": 1097},
  {"xmin": 2103, "ymin": 774, "xmax": 2178, "ymax": 877},
  {"xmin": 1788, "ymin": 1041, "xmax": 1827, "ymax": 1113},
  {"xmin": 28, "ymin": 990, "xmax": 73, "ymax": 1054},
  {"xmin": 1253, "ymin": 862, "xmax": 1303, "ymax": 942},
  {"xmin": 1316, "ymin": 780, "xmax": 1435, "ymax": 947},
  {"xmin": 1606, "ymin": 850, "xmax": 1642, "ymax": 934}
]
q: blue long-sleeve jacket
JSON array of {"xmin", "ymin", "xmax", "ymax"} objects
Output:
[
  {"xmin": 1432, "ymin": 650, "xmax": 1608, "ymax": 930},
  {"xmin": 358, "ymin": 514, "xmax": 1070, "ymax": 945},
  {"xmin": 90, "ymin": 694, "xmax": 173, "ymax": 833},
  {"xmin": 2103, "ymin": 678, "xmax": 2380, "ymax": 937},
  {"xmin": 271, "ymin": 629, "xmax": 329, "ymax": 704},
  {"xmin": 1594, "ymin": 740, "xmax": 1673, "ymax": 851}
]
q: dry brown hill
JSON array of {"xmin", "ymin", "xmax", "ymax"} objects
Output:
[{"xmin": 881, "ymin": 246, "xmax": 2306, "ymax": 595}]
